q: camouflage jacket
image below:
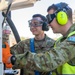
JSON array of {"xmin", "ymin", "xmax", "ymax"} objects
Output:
[
  {"xmin": 13, "ymin": 24, "xmax": 75, "ymax": 72},
  {"xmin": 10, "ymin": 34, "xmax": 55, "ymax": 75}
]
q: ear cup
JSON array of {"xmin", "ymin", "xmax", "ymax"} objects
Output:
[
  {"xmin": 56, "ymin": 11, "xmax": 68, "ymax": 25},
  {"xmin": 42, "ymin": 22, "xmax": 49, "ymax": 31}
]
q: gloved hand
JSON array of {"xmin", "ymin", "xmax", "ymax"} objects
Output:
[
  {"xmin": 0, "ymin": 0, "xmax": 9, "ymax": 11},
  {"xmin": 2, "ymin": 42, "xmax": 13, "ymax": 68}
]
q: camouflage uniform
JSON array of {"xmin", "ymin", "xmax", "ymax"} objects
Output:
[
  {"xmin": 10, "ymin": 34, "xmax": 55, "ymax": 75},
  {"xmin": 13, "ymin": 24, "xmax": 75, "ymax": 73}
]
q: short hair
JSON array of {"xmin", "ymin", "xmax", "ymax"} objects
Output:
[
  {"xmin": 32, "ymin": 14, "xmax": 47, "ymax": 22},
  {"xmin": 47, "ymin": 2, "xmax": 72, "ymax": 22}
]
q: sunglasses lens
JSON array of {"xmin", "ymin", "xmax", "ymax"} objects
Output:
[{"xmin": 46, "ymin": 14, "xmax": 56, "ymax": 24}]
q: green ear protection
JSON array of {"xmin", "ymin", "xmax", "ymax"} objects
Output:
[
  {"xmin": 55, "ymin": 3, "xmax": 69, "ymax": 25},
  {"xmin": 56, "ymin": 11, "xmax": 68, "ymax": 25}
]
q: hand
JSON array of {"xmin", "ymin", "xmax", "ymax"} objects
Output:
[
  {"xmin": 2, "ymin": 42, "xmax": 12, "ymax": 64},
  {"xmin": 0, "ymin": 0, "xmax": 9, "ymax": 11}
]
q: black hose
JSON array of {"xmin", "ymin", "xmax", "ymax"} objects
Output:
[{"xmin": 6, "ymin": 15, "xmax": 21, "ymax": 43}]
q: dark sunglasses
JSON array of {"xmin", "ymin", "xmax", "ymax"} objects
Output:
[{"xmin": 46, "ymin": 13, "xmax": 56, "ymax": 24}]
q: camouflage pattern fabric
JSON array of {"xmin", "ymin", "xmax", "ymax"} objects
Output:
[
  {"xmin": 10, "ymin": 34, "xmax": 55, "ymax": 75},
  {"xmin": 13, "ymin": 24, "xmax": 75, "ymax": 73}
]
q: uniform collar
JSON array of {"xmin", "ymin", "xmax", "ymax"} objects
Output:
[
  {"xmin": 34, "ymin": 34, "xmax": 49, "ymax": 48},
  {"xmin": 34, "ymin": 34, "xmax": 47, "ymax": 42},
  {"xmin": 63, "ymin": 23, "xmax": 75, "ymax": 38}
]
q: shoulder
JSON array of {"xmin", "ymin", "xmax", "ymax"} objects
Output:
[
  {"xmin": 67, "ymin": 35, "xmax": 75, "ymax": 44},
  {"xmin": 45, "ymin": 35, "xmax": 55, "ymax": 46},
  {"xmin": 67, "ymin": 30, "xmax": 75, "ymax": 44},
  {"xmin": 46, "ymin": 35, "xmax": 55, "ymax": 43},
  {"xmin": 17, "ymin": 38, "xmax": 30, "ymax": 45}
]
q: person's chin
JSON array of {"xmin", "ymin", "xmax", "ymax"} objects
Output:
[{"xmin": 32, "ymin": 33, "xmax": 36, "ymax": 35}]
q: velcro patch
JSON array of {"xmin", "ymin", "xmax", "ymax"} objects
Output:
[{"xmin": 67, "ymin": 36, "xmax": 75, "ymax": 43}]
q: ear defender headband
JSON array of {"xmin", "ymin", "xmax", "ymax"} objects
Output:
[{"xmin": 47, "ymin": 2, "xmax": 70, "ymax": 25}]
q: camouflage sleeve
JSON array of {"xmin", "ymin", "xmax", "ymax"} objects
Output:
[
  {"xmin": 10, "ymin": 42, "xmax": 23, "ymax": 55},
  {"xmin": 10, "ymin": 39, "xmax": 30, "ymax": 55},
  {"xmin": 13, "ymin": 37, "xmax": 75, "ymax": 71}
]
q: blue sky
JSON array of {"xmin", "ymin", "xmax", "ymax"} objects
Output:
[{"xmin": 11, "ymin": 0, "xmax": 75, "ymax": 38}]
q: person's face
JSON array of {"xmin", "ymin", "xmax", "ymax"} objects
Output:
[
  {"xmin": 2, "ymin": 29, "xmax": 11, "ymax": 43},
  {"xmin": 47, "ymin": 9, "xmax": 62, "ymax": 33},
  {"xmin": 28, "ymin": 17, "xmax": 44, "ymax": 35}
]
